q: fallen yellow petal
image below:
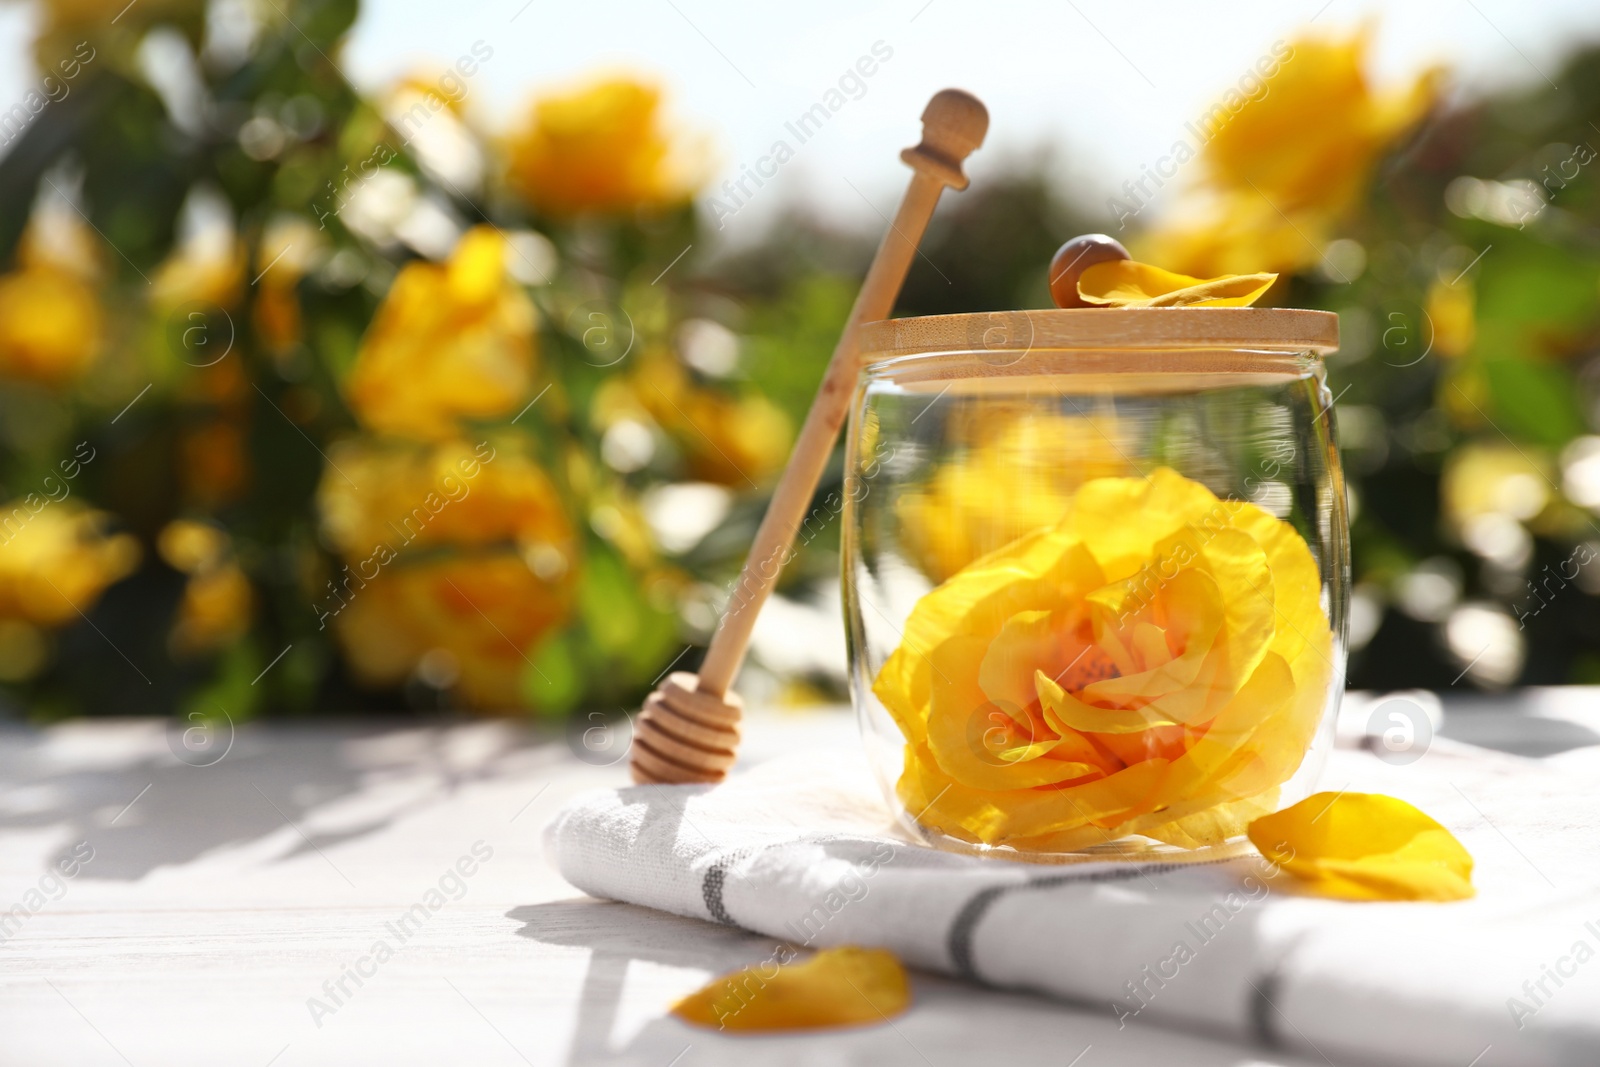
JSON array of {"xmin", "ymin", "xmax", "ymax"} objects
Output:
[
  {"xmin": 1078, "ymin": 259, "xmax": 1277, "ymax": 308},
  {"xmin": 672, "ymin": 946, "xmax": 910, "ymax": 1032},
  {"xmin": 1248, "ymin": 792, "xmax": 1475, "ymax": 901}
]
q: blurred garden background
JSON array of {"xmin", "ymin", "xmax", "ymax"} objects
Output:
[{"xmin": 0, "ymin": 0, "xmax": 1596, "ymax": 724}]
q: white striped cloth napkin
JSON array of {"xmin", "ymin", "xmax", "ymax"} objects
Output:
[{"xmin": 545, "ymin": 733, "xmax": 1600, "ymax": 1066}]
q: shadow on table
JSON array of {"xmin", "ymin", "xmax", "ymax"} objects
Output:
[
  {"xmin": 506, "ymin": 898, "xmax": 1316, "ymax": 1067},
  {"xmin": 0, "ymin": 721, "xmax": 566, "ymax": 881},
  {"xmin": 509, "ymin": 898, "xmax": 763, "ymax": 1063}
]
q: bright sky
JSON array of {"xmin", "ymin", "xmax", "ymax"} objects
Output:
[{"xmin": 3, "ymin": 0, "xmax": 1599, "ymax": 242}]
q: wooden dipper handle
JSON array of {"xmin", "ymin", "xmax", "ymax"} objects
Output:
[{"xmin": 630, "ymin": 89, "xmax": 989, "ymax": 785}]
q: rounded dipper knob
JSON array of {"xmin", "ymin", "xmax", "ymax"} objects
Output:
[
  {"xmin": 1049, "ymin": 234, "xmax": 1130, "ymax": 308},
  {"xmin": 900, "ymin": 89, "xmax": 989, "ymax": 191}
]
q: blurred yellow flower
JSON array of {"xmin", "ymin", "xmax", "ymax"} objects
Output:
[
  {"xmin": 624, "ymin": 349, "xmax": 791, "ymax": 487},
  {"xmin": 0, "ymin": 502, "xmax": 138, "ymax": 628},
  {"xmin": 159, "ymin": 519, "xmax": 253, "ymax": 657},
  {"xmin": 1144, "ymin": 31, "xmax": 1441, "ymax": 276},
  {"xmin": 345, "ymin": 227, "xmax": 536, "ymax": 440},
  {"xmin": 897, "ymin": 408, "xmax": 1131, "ymax": 582},
  {"xmin": 252, "ymin": 216, "xmax": 324, "ymax": 356},
  {"xmin": 507, "ymin": 75, "xmax": 705, "ymax": 216},
  {"xmin": 1078, "ymin": 260, "xmax": 1277, "ymax": 307},
  {"xmin": 1249, "ymin": 792, "xmax": 1474, "ymax": 901},
  {"xmin": 152, "ymin": 226, "xmax": 246, "ymax": 311},
  {"xmin": 179, "ymin": 420, "xmax": 250, "ymax": 509},
  {"xmin": 174, "ymin": 356, "xmax": 252, "ymax": 509},
  {"xmin": 334, "ymin": 555, "xmax": 571, "ymax": 710},
  {"xmin": 316, "ymin": 436, "xmax": 576, "ymax": 709},
  {"xmin": 319, "ymin": 437, "xmax": 571, "ymax": 557},
  {"xmin": 0, "ymin": 204, "xmax": 103, "ymax": 386},
  {"xmin": 880, "ymin": 468, "xmax": 1332, "ymax": 852},
  {"xmin": 1441, "ymin": 443, "xmax": 1550, "ymax": 530},
  {"xmin": 1425, "ymin": 279, "xmax": 1475, "ymax": 359},
  {"xmin": 0, "ymin": 263, "xmax": 101, "ymax": 386}
]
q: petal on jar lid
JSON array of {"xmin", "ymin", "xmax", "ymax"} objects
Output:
[
  {"xmin": 1247, "ymin": 792, "xmax": 1475, "ymax": 902},
  {"xmin": 1077, "ymin": 259, "xmax": 1278, "ymax": 308}
]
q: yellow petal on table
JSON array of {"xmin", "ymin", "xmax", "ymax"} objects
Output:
[
  {"xmin": 1248, "ymin": 793, "xmax": 1475, "ymax": 902},
  {"xmin": 1077, "ymin": 260, "xmax": 1278, "ymax": 308},
  {"xmin": 672, "ymin": 946, "xmax": 910, "ymax": 1032}
]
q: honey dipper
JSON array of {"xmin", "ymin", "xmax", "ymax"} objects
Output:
[{"xmin": 630, "ymin": 89, "xmax": 990, "ymax": 785}]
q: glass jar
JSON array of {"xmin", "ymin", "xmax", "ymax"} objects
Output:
[{"xmin": 843, "ymin": 308, "xmax": 1347, "ymax": 861}]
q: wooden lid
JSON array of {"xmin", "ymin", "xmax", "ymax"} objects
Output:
[{"xmin": 857, "ymin": 307, "xmax": 1340, "ymax": 360}]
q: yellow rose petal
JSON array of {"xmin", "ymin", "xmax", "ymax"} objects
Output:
[
  {"xmin": 344, "ymin": 225, "xmax": 537, "ymax": 440},
  {"xmin": 672, "ymin": 946, "xmax": 910, "ymax": 1032},
  {"xmin": 1077, "ymin": 260, "xmax": 1277, "ymax": 308},
  {"xmin": 1248, "ymin": 793, "xmax": 1475, "ymax": 902}
]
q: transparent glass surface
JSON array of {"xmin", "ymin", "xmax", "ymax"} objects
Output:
[{"xmin": 843, "ymin": 346, "xmax": 1349, "ymax": 862}]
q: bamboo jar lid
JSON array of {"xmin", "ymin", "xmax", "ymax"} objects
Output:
[{"xmin": 857, "ymin": 307, "xmax": 1340, "ymax": 362}]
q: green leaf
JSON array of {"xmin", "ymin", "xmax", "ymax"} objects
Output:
[
  {"xmin": 525, "ymin": 630, "xmax": 582, "ymax": 717},
  {"xmin": 1480, "ymin": 355, "xmax": 1584, "ymax": 446}
]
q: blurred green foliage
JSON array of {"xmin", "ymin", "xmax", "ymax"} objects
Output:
[{"xmin": 1, "ymin": 3, "xmax": 1599, "ymax": 725}]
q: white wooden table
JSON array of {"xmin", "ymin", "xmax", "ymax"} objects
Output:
[{"xmin": 1, "ymin": 694, "xmax": 1589, "ymax": 1067}]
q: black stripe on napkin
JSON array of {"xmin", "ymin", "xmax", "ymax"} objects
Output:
[
  {"xmin": 701, "ymin": 848, "xmax": 754, "ymax": 925},
  {"xmin": 698, "ymin": 833, "xmax": 888, "ymax": 929},
  {"xmin": 947, "ymin": 863, "xmax": 1199, "ymax": 983},
  {"xmin": 1248, "ymin": 967, "xmax": 1285, "ymax": 1048},
  {"xmin": 1246, "ymin": 932, "xmax": 1309, "ymax": 1049}
]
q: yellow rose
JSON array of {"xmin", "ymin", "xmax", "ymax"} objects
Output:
[
  {"xmin": 1425, "ymin": 279, "xmax": 1474, "ymax": 359},
  {"xmin": 318, "ymin": 437, "xmax": 571, "ymax": 557},
  {"xmin": 506, "ymin": 75, "xmax": 704, "ymax": 216},
  {"xmin": 0, "ymin": 502, "xmax": 139, "ymax": 628},
  {"xmin": 0, "ymin": 204, "xmax": 102, "ymax": 386},
  {"xmin": 316, "ymin": 437, "xmax": 575, "ymax": 710},
  {"xmin": 1440, "ymin": 443, "xmax": 1549, "ymax": 530},
  {"xmin": 158, "ymin": 520, "xmax": 253, "ymax": 657},
  {"xmin": 333, "ymin": 554, "xmax": 571, "ymax": 710},
  {"xmin": 169, "ymin": 563, "xmax": 252, "ymax": 657},
  {"xmin": 897, "ymin": 408, "xmax": 1131, "ymax": 582},
  {"xmin": 1143, "ymin": 32, "xmax": 1440, "ymax": 276},
  {"xmin": 875, "ymin": 467, "xmax": 1333, "ymax": 852},
  {"xmin": 152, "ymin": 228, "xmax": 246, "ymax": 311},
  {"xmin": 0, "ymin": 264, "xmax": 102, "ymax": 386},
  {"xmin": 175, "ymin": 357, "xmax": 252, "ymax": 508},
  {"xmin": 344, "ymin": 227, "xmax": 536, "ymax": 440},
  {"xmin": 601, "ymin": 349, "xmax": 791, "ymax": 487}
]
